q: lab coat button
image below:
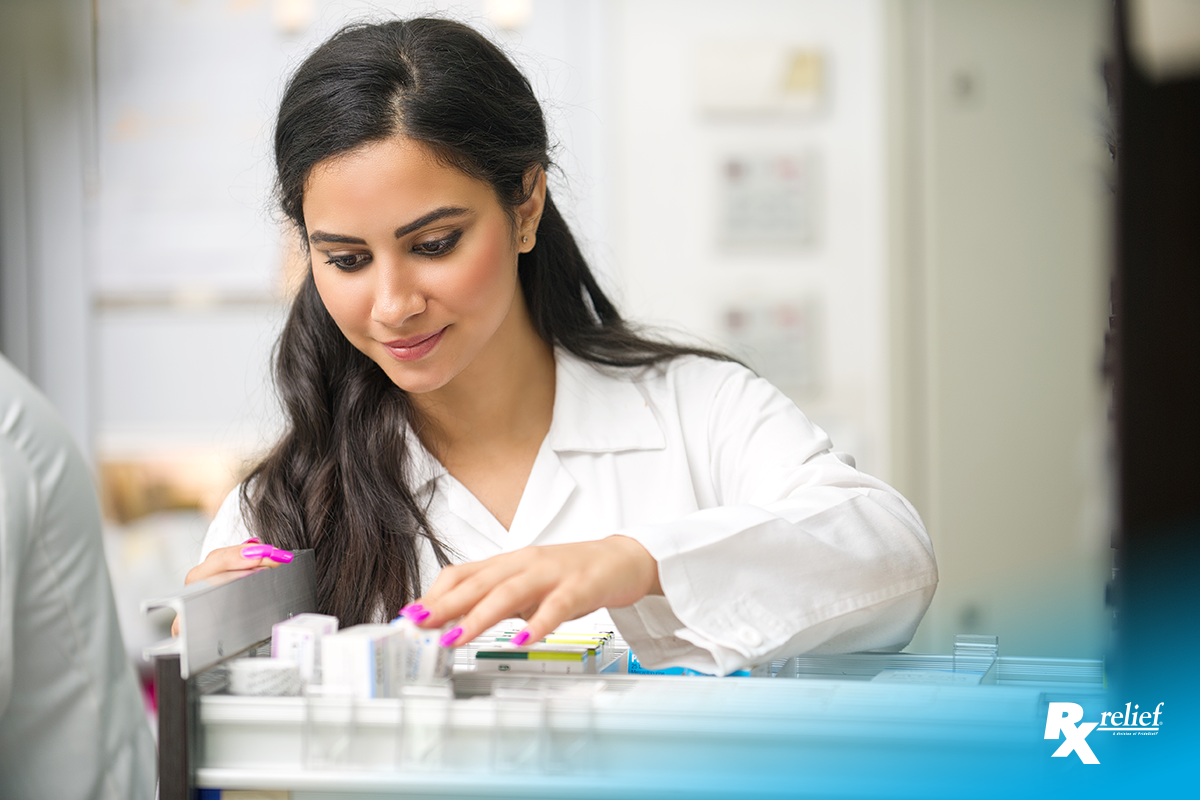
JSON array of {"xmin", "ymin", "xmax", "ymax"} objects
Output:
[{"xmin": 738, "ymin": 627, "xmax": 763, "ymax": 647}]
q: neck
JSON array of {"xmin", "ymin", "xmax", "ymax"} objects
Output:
[{"xmin": 410, "ymin": 294, "xmax": 555, "ymax": 458}]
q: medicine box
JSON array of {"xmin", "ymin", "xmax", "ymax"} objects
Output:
[
  {"xmin": 474, "ymin": 642, "xmax": 595, "ymax": 674},
  {"xmin": 321, "ymin": 624, "xmax": 404, "ymax": 699},
  {"xmin": 270, "ymin": 613, "xmax": 338, "ymax": 684},
  {"xmin": 388, "ymin": 617, "xmax": 454, "ymax": 686}
]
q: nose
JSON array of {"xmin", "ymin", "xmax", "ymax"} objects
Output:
[{"xmin": 371, "ymin": 262, "xmax": 426, "ymax": 328}]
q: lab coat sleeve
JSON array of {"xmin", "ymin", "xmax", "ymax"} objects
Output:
[
  {"xmin": 199, "ymin": 486, "xmax": 254, "ymax": 562},
  {"xmin": 609, "ymin": 362, "xmax": 938, "ymax": 675}
]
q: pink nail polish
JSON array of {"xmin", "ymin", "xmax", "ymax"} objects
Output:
[
  {"xmin": 438, "ymin": 627, "xmax": 463, "ymax": 648},
  {"xmin": 411, "ymin": 609, "xmax": 431, "ymax": 623},
  {"xmin": 511, "ymin": 630, "xmax": 531, "ymax": 647},
  {"xmin": 268, "ymin": 548, "xmax": 294, "ymax": 564},
  {"xmin": 242, "ymin": 537, "xmax": 261, "ymax": 544},
  {"xmin": 241, "ymin": 544, "xmax": 272, "ymax": 559},
  {"xmin": 400, "ymin": 604, "xmax": 424, "ymax": 619}
]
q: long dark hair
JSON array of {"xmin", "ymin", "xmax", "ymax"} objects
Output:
[{"xmin": 244, "ymin": 18, "xmax": 732, "ymax": 626}]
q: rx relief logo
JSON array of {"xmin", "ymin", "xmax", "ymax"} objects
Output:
[{"xmin": 1044, "ymin": 701, "xmax": 1164, "ymax": 764}]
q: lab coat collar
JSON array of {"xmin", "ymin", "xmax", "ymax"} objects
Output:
[
  {"xmin": 545, "ymin": 348, "xmax": 666, "ymax": 454},
  {"xmin": 402, "ymin": 348, "xmax": 666, "ymax": 492}
]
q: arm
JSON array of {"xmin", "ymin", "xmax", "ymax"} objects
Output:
[{"xmin": 611, "ymin": 364, "xmax": 936, "ymax": 674}]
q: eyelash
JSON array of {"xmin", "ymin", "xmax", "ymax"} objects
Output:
[
  {"xmin": 413, "ymin": 230, "xmax": 463, "ymax": 256},
  {"xmin": 323, "ymin": 231, "xmax": 463, "ymax": 272},
  {"xmin": 325, "ymin": 253, "xmax": 370, "ymax": 271}
]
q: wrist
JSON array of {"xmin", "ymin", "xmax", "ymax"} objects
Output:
[{"xmin": 609, "ymin": 535, "xmax": 663, "ymax": 597}]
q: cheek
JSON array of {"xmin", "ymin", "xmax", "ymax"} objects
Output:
[
  {"xmin": 312, "ymin": 270, "xmax": 373, "ymax": 335},
  {"xmin": 436, "ymin": 226, "xmax": 518, "ymax": 314}
]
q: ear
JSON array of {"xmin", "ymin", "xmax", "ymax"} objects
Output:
[{"xmin": 515, "ymin": 165, "xmax": 547, "ymax": 254}]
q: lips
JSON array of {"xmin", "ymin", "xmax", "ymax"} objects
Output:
[{"xmin": 381, "ymin": 327, "xmax": 446, "ymax": 362}]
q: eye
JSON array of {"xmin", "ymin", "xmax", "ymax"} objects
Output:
[
  {"xmin": 324, "ymin": 252, "xmax": 371, "ymax": 272},
  {"xmin": 412, "ymin": 230, "xmax": 463, "ymax": 257}
]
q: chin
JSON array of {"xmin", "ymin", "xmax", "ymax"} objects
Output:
[
  {"xmin": 374, "ymin": 356, "xmax": 458, "ymax": 395},
  {"xmin": 382, "ymin": 368, "xmax": 448, "ymax": 395}
]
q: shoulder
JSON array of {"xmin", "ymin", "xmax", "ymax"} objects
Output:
[
  {"xmin": 647, "ymin": 354, "xmax": 758, "ymax": 394},
  {"xmin": 0, "ymin": 355, "xmax": 102, "ymax": 544},
  {"xmin": 632, "ymin": 355, "xmax": 792, "ymax": 422},
  {"xmin": 558, "ymin": 351, "xmax": 787, "ymax": 421},
  {"xmin": 0, "ymin": 356, "xmax": 83, "ymax": 488},
  {"xmin": 642, "ymin": 355, "xmax": 832, "ymax": 463}
]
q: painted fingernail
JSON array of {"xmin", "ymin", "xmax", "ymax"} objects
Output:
[
  {"xmin": 511, "ymin": 630, "xmax": 531, "ymax": 647},
  {"xmin": 267, "ymin": 548, "xmax": 294, "ymax": 564},
  {"xmin": 438, "ymin": 627, "xmax": 463, "ymax": 648},
  {"xmin": 242, "ymin": 537, "xmax": 262, "ymax": 544},
  {"xmin": 241, "ymin": 544, "xmax": 272, "ymax": 559},
  {"xmin": 398, "ymin": 605, "xmax": 431, "ymax": 623}
]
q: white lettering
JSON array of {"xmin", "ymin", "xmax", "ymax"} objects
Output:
[{"xmin": 1044, "ymin": 702, "xmax": 1099, "ymax": 764}]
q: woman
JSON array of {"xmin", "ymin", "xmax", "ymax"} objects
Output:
[{"xmin": 191, "ymin": 17, "xmax": 936, "ymax": 675}]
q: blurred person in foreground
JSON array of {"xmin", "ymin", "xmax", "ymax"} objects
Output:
[{"xmin": 0, "ymin": 353, "xmax": 155, "ymax": 799}]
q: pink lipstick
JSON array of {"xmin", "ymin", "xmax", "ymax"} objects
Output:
[{"xmin": 382, "ymin": 327, "xmax": 446, "ymax": 362}]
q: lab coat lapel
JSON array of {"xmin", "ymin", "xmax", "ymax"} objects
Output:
[
  {"xmin": 504, "ymin": 351, "xmax": 668, "ymax": 548},
  {"xmin": 445, "ymin": 474, "xmax": 511, "ymax": 546},
  {"xmin": 505, "ymin": 440, "xmax": 577, "ymax": 550},
  {"xmin": 440, "ymin": 445, "xmax": 576, "ymax": 552}
]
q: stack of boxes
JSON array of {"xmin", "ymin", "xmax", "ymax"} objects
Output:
[{"xmin": 228, "ymin": 615, "xmax": 628, "ymax": 698}]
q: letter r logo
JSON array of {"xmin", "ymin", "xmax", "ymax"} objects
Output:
[
  {"xmin": 1044, "ymin": 702, "xmax": 1099, "ymax": 764},
  {"xmin": 1044, "ymin": 702, "xmax": 1083, "ymax": 739}
]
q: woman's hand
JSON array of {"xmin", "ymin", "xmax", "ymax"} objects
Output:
[
  {"xmin": 404, "ymin": 536, "xmax": 662, "ymax": 648},
  {"xmin": 170, "ymin": 539, "xmax": 294, "ymax": 637}
]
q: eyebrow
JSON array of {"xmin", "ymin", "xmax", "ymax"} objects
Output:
[
  {"xmin": 308, "ymin": 206, "xmax": 471, "ymax": 247},
  {"xmin": 308, "ymin": 231, "xmax": 366, "ymax": 245},
  {"xmin": 394, "ymin": 206, "xmax": 471, "ymax": 238}
]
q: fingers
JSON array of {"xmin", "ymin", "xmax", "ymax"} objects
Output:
[
  {"xmin": 184, "ymin": 542, "xmax": 294, "ymax": 586},
  {"xmin": 444, "ymin": 572, "xmax": 557, "ymax": 647},
  {"xmin": 508, "ymin": 583, "xmax": 588, "ymax": 646},
  {"xmin": 415, "ymin": 559, "xmax": 486, "ymax": 608},
  {"xmin": 172, "ymin": 539, "xmax": 290, "ymax": 640},
  {"xmin": 405, "ymin": 555, "xmax": 525, "ymax": 628}
]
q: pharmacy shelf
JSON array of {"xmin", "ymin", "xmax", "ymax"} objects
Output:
[
  {"xmin": 191, "ymin": 668, "xmax": 1104, "ymax": 797},
  {"xmin": 149, "ymin": 556, "xmax": 1108, "ymax": 799}
]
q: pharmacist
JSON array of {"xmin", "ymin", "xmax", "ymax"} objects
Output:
[{"xmin": 190, "ymin": 17, "xmax": 938, "ymax": 677}]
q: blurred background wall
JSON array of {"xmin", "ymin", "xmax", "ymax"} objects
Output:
[{"xmin": 0, "ymin": 0, "xmax": 1112, "ymax": 686}]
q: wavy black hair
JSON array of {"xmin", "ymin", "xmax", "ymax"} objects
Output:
[{"xmin": 243, "ymin": 18, "xmax": 731, "ymax": 625}]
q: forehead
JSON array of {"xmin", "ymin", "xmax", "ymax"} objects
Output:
[{"xmin": 302, "ymin": 136, "xmax": 494, "ymax": 225}]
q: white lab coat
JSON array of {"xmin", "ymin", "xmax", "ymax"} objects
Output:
[
  {"xmin": 202, "ymin": 351, "xmax": 937, "ymax": 675},
  {"xmin": 0, "ymin": 355, "xmax": 156, "ymax": 800}
]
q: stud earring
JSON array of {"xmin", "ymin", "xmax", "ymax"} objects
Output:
[{"xmin": 522, "ymin": 236, "xmax": 528, "ymax": 243}]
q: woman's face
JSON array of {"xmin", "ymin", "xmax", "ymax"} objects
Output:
[{"xmin": 302, "ymin": 136, "xmax": 542, "ymax": 396}]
